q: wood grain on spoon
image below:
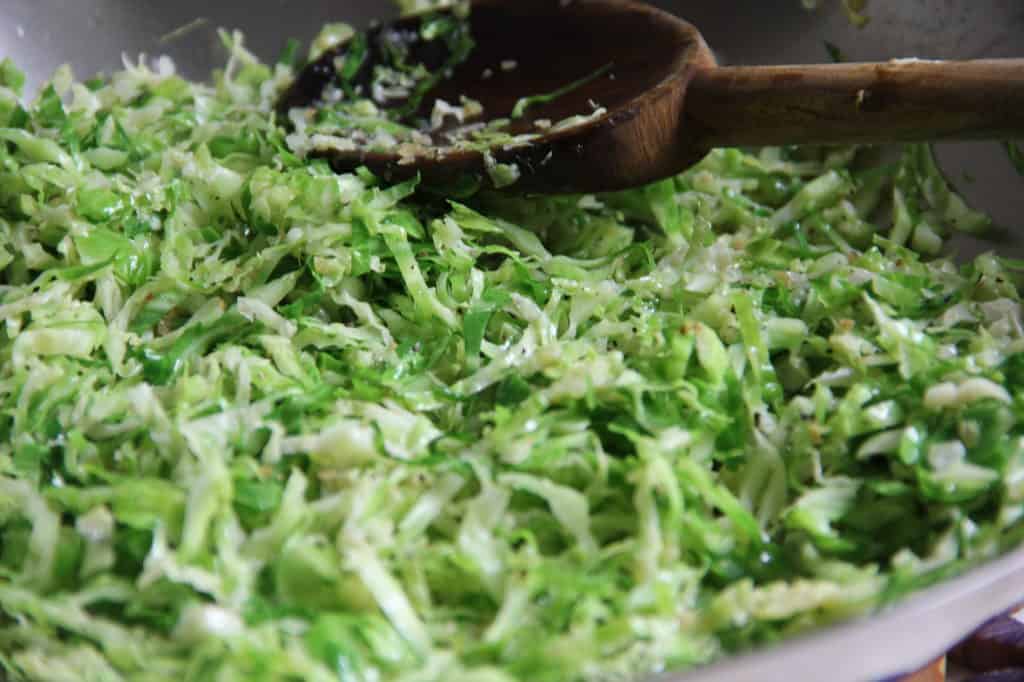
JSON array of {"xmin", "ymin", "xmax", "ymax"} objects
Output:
[{"xmin": 278, "ymin": 0, "xmax": 1024, "ymax": 194}]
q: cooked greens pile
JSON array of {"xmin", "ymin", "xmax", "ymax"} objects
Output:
[{"xmin": 2, "ymin": 18, "xmax": 1024, "ymax": 682}]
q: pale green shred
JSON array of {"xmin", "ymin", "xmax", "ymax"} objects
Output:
[
  {"xmin": 802, "ymin": 0, "xmax": 872, "ymax": 26},
  {"xmin": 2, "ymin": 19, "xmax": 1024, "ymax": 682},
  {"xmin": 396, "ymin": 0, "xmax": 460, "ymax": 14}
]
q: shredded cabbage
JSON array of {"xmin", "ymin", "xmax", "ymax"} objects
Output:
[{"xmin": 1, "ymin": 19, "xmax": 1023, "ymax": 682}]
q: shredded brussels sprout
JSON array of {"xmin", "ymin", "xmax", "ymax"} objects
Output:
[
  {"xmin": 1007, "ymin": 141, "xmax": 1024, "ymax": 176},
  {"xmin": 1, "ymin": 18, "xmax": 1023, "ymax": 682},
  {"xmin": 396, "ymin": 0, "xmax": 461, "ymax": 14},
  {"xmin": 802, "ymin": 0, "xmax": 871, "ymax": 26}
]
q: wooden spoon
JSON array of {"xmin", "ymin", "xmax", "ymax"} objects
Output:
[{"xmin": 278, "ymin": 0, "xmax": 1024, "ymax": 194}]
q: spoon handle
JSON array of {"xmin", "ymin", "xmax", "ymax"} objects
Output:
[{"xmin": 685, "ymin": 59, "xmax": 1024, "ymax": 149}]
